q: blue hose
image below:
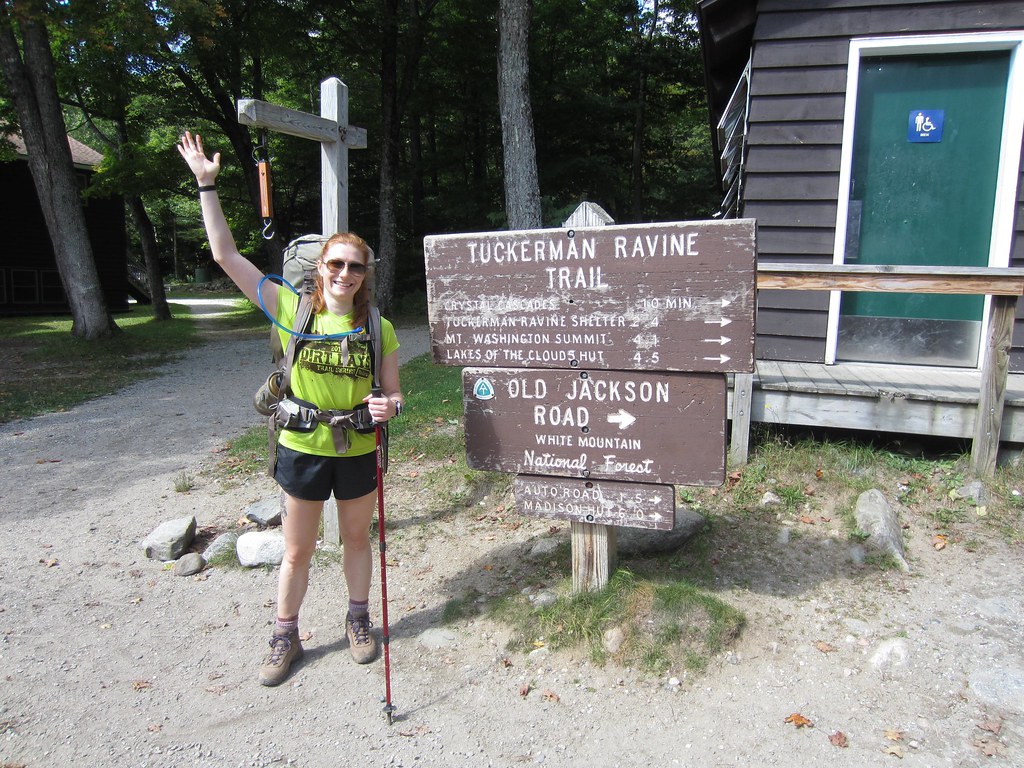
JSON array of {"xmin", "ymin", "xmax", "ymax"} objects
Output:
[{"xmin": 256, "ymin": 274, "xmax": 365, "ymax": 340}]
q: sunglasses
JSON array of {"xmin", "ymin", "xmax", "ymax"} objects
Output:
[{"xmin": 322, "ymin": 258, "xmax": 368, "ymax": 276}]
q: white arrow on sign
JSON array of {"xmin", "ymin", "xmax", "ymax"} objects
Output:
[
  {"xmin": 702, "ymin": 336, "xmax": 732, "ymax": 345},
  {"xmin": 705, "ymin": 318, "xmax": 733, "ymax": 327},
  {"xmin": 703, "ymin": 353, "xmax": 732, "ymax": 364},
  {"xmin": 607, "ymin": 409, "xmax": 637, "ymax": 430},
  {"xmin": 721, "ymin": 297, "xmax": 732, "ymax": 308}
]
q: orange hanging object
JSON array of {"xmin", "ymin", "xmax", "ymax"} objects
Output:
[{"xmin": 258, "ymin": 160, "xmax": 273, "ymax": 219}]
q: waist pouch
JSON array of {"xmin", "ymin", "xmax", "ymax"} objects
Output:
[{"xmin": 275, "ymin": 397, "xmax": 376, "ymax": 453}]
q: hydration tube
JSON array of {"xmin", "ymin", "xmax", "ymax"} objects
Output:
[{"xmin": 256, "ymin": 274, "xmax": 365, "ymax": 340}]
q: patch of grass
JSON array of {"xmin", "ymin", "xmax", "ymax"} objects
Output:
[
  {"xmin": 493, "ymin": 569, "xmax": 744, "ymax": 676},
  {"xmin": 0, "ymin": 305, "xmax": 202, "ymax": 423},
  {"xmin": 173, "ymin": 471, "xmax": 196, "ymax": 493}
]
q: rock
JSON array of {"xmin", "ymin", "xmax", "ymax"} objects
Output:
[
  {"xmin": 969, "ymin": 666, "xmax": 1024, "ymax": 714},
  {"xmin": 236, "ymin": 529, "xmax": 286, "ymax": 567},
  {"xmin": 854, "ymin": 489, "xmax": 909, "ymax": 572},
  {"xmin": 529, "ymin": 538, "xmax": 560, "ymax": 558},
  {"xmin": 603, "ymin": 626, "xmax": 625, "ymax": 654},
  {"xmin": 617, "ymin": 507, "xmax": 705, "ymax": 556},
  {"xmin": 955, "ymin": 480, "xmax": 988, "ymax": 505},
  {"xmin": 418, "ymin": 628, "xmax": 457, "ymax": 650},
  {"xmin": 532, "ymin": 590, "xmax": 557, "ymax": 607},
  {"xmin": 173, "ymin": 552, "xmax": 205, "ymax": 577},
  {"xmin": 202, "ymin": 531, "xmax": 240, "ymax": 562},
  {"xmin": 760, "ymin": 491, "xmax": 782, "ymax": 507},
  {"xmin": 245, "ymin": 496, "xmax": 284, "ymax": 527},
  {"xmin": 869, "ymin": 638, "xmax": 911, "ymax": 679},
  {"xmin": 141, "ymin": 516, "xmax": 197, "ymax": 561}
]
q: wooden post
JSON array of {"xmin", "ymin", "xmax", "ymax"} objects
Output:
[
  {"xmin": 729, "ymin": 371, "xmax": 754, "ymax": 467},
  {"xmin": 571, "ymin": 521, "xmax": 617, "ymax": 594},
  {"xmin": 565, "ymin": 201, "xmax": 616, "ymax": 592},
  {"xmin": 971, "ymin": 295, "xmax": 1017, "ymax": 476},
  {"xmin": 237, "ymin": 77, "xmax": 368, "ymax": 545}
]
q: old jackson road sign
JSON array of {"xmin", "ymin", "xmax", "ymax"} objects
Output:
[
  {"xmin": 463, "ymin": 367, "xmax": 726, "ymax": 485},
  {"xmin": 514, "ymin": 475, "xmax": 676, "ymax": 531},
  {"xmin": 425, "ymin": 219, "xmax": 756, "ymax": 374}
]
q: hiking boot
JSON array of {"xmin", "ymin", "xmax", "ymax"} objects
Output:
[
  {"xmin": 346, "ymin": 612, "xmax": 378, "ymax": 664},
  {"xmin": 258, "ymin": 628, "xmax": 304, "ymax": 686}
]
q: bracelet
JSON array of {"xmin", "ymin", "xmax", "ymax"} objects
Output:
[{"xmin": 197, "ymin": 185, "xmax": 217, "ymax": 193}]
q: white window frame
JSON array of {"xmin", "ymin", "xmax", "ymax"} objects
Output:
[{"xmin": 826, "ymin": 31, "xmax": 1024, "ymax": 367}]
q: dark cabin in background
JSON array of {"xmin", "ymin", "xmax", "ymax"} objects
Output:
[
  {"xmin": 0, "ymin": 133, "xmax": 127, "ymax": 316},
  {"xmin": 697, "ymin": 0, "xmax": 1024, "ymax": 371}
]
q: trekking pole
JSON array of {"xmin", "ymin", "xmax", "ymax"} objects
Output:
[{"xmin": 372, "ymin": 387, "xmax": 396, "ymax": 725}]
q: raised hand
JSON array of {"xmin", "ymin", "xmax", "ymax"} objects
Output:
[{"xmin": 177, "ymin": 131, "xmax": 221, "ymax": 185}]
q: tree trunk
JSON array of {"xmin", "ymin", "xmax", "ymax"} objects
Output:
[
  {"xmin": 127, "ymin": 196, "xmax": 172, "ymax": 321},
  {"xmin": 497, "ymin": 0, "xmax": 542, "ymax": 230},
  {"xmin": 0, "ymin": 7, "xmax": 118, "ymax": 339},
  {"xmin": 377, "ymin": 0, "xmax": 400, "ymax": 315}
]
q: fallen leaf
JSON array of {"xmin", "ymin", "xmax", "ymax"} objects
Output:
[
  {"xmin": 973, "ymin": 736, "xmax": 1006, "ymax": 757},
  {"xmin": 976, "ymin": 719, "xmax": 1003, "ymax": 735},
  {"xmin": 205, "ymin": 685, "xmax": 228, "ymax": 694},
  {"xmin": 784, "ymin": 713, "xmax": 813, "ymax": 728},
  {"xmin": 548, "ymin": 526, "xmax": 560, "ymax": 534},
  {"xmin": 131, "ymin": 680, "xmax": 152, "ymax": 691},
  {"xmin": 148, "ymin": 724, "xmax": 162, "ymax": 733},
  {"xmin": 932, "ymin": 534, "xmax": 947, "ymax": 550},
  {"xmin": 883, "ymin": 745, "xmax": 904, "ymax": 758},
  {"xmin": 541, "ymin": 689, "xmax": 560, "ymax": 703},
  {"xmin": 815, "ymin": 641, "xmax": 835, "ymax": 654},
  {"xmin": 407, "ymin": 471, "xmax": 419, "ymax": 478},
  {"xmin": 482, "ymin": 564, "xmax": 493, "ymax": 571},
  {"xmin": 519, "ymin": 684, "xmax": 531, "ymax": 697},
  {"xmin": 39, "ymin": 558, "xmax": 59, "ymax": 568},
  {"xmin": 501, "ymin": 658, "xmax": 513, "ymax": 668},
  {"xmin": 799, "ymin": 516, "xmax": 815, "ymax": 525},
  {"xmin": 532, "ymin": 640, "xmax": 545, "ymax": 648},
  {"xmin": 884, "ymin": 729, "xmax": 905, "ymax": 741},
  {"xmin": 299, "ymin": 631, "xmax": 313, "ymax": 642},
  {"xmin": 976, "ymin": 505, "xmax": 988, "ymax": 517},
  {"xmin": 829, "ymin": 731, "xmax": 848, "ymax": 748},
  {"xmin": 815, "ymin": 468, "xmax": 824, "ymax": 479}
]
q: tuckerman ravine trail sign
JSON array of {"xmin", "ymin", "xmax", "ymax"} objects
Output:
[{"xmin": 425, "ymin": 214, "xmax": 757, "ymax": 591}]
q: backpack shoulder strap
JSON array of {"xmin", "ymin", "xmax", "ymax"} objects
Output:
[{"xmin": 278, "ymin": 288, "xmax": 315, "ymax": 395}]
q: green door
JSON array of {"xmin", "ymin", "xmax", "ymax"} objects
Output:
[{"xmin": 839, "ymin": 51, "xmax": 1011, "ymax": 367}]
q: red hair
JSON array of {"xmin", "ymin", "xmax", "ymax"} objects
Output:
[{"xmin": 310, "ymin": 232, "xmax": 375, "ymax": 327}]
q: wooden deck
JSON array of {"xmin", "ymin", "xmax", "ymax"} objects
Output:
[{"xmin": 728, "ymin": 361, "xmax": 1024, "ymax": 447}]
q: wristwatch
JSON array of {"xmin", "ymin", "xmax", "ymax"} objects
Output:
[{"xmin": 391, "ymin": 399, "xmax": 403, "ymax": 416}]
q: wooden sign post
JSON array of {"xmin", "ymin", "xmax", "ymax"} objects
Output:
[
  {"xmin": 425, "ymin": 205, "xmax": 756, "ymax": 591},
  {"xmin": 237, "ymin": 77, "xmax": 367, "ymax": 235},
  {"xmin": 237, "ymin": 77, "xmax": 367, "ymax": 546}
]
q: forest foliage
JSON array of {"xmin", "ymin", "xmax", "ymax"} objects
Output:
[{"xmin": 1, "ymin": 0, "xmax": 720, "ymax": 306}]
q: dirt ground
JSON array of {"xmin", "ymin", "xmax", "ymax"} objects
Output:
[{"xmin": 1, "ymin": 302, "xmax": 1022, "ymax": 767}]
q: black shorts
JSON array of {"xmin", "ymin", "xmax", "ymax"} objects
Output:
[{"xmin": 274, "ymin": 444, "xmax": 378, "ymax": 501}]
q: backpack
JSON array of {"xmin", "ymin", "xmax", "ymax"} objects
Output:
[{"xmin": 254, "ymin": 234, "xmax": 387, "ymax": 475}]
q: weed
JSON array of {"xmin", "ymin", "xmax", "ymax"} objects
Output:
[{"xmin": 173, "ymin": 471, "xmax": 196, "ymax": 493}]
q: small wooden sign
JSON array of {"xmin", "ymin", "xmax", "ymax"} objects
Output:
[
  {"xmin": 425, "ymin": 219, "xmax": 756, "ymax": 374},
  {"xmin": 463, "ymin": 367, "xmax": 726, "ymax": 485},
  {"xmin": 514, "ymin": 475, "xmax": 675, "ymax": 530}
]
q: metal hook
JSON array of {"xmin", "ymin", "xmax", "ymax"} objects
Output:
[{"xmin": 262, "ymin": 218, "xmax": 275, "ymax": 240}]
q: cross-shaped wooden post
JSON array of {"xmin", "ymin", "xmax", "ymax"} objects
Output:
[
  {"xmin": 237, "ymin": 77, "xmax": 368, "ymax": 546},
  {"xmin": 237, "ymin": 76, "xmax": 367, "ymax": 235}
]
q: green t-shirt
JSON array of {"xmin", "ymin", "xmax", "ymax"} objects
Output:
[{"xmin": 275, "ymin": 291, "xmax": 399, "ymax": 457}]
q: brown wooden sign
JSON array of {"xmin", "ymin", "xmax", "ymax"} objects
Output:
[
  {"xmin": 425, "ymin": 219, "xmax": 756, "ymax": 374},
  {"xmin": 463, "ymin": 367, "xmax": 726, "ymax": 485},
  {"xmin": 514, "ymin": 475, "xmax": 676, "ymax": 530}
]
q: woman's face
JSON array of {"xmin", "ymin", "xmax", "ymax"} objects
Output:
[{"xmin": 318, "ymin": 242, "xmax": 367, "ymax": 304}]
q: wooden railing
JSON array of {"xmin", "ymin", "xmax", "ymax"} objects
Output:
[{"xmin": 731, "ymin": 264, "xmax": 1024, "ymax": 476}]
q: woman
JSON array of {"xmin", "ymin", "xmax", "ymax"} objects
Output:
[{"xmin": 178, "ymin": 131, "xmax": 403, "ymax": 686}]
